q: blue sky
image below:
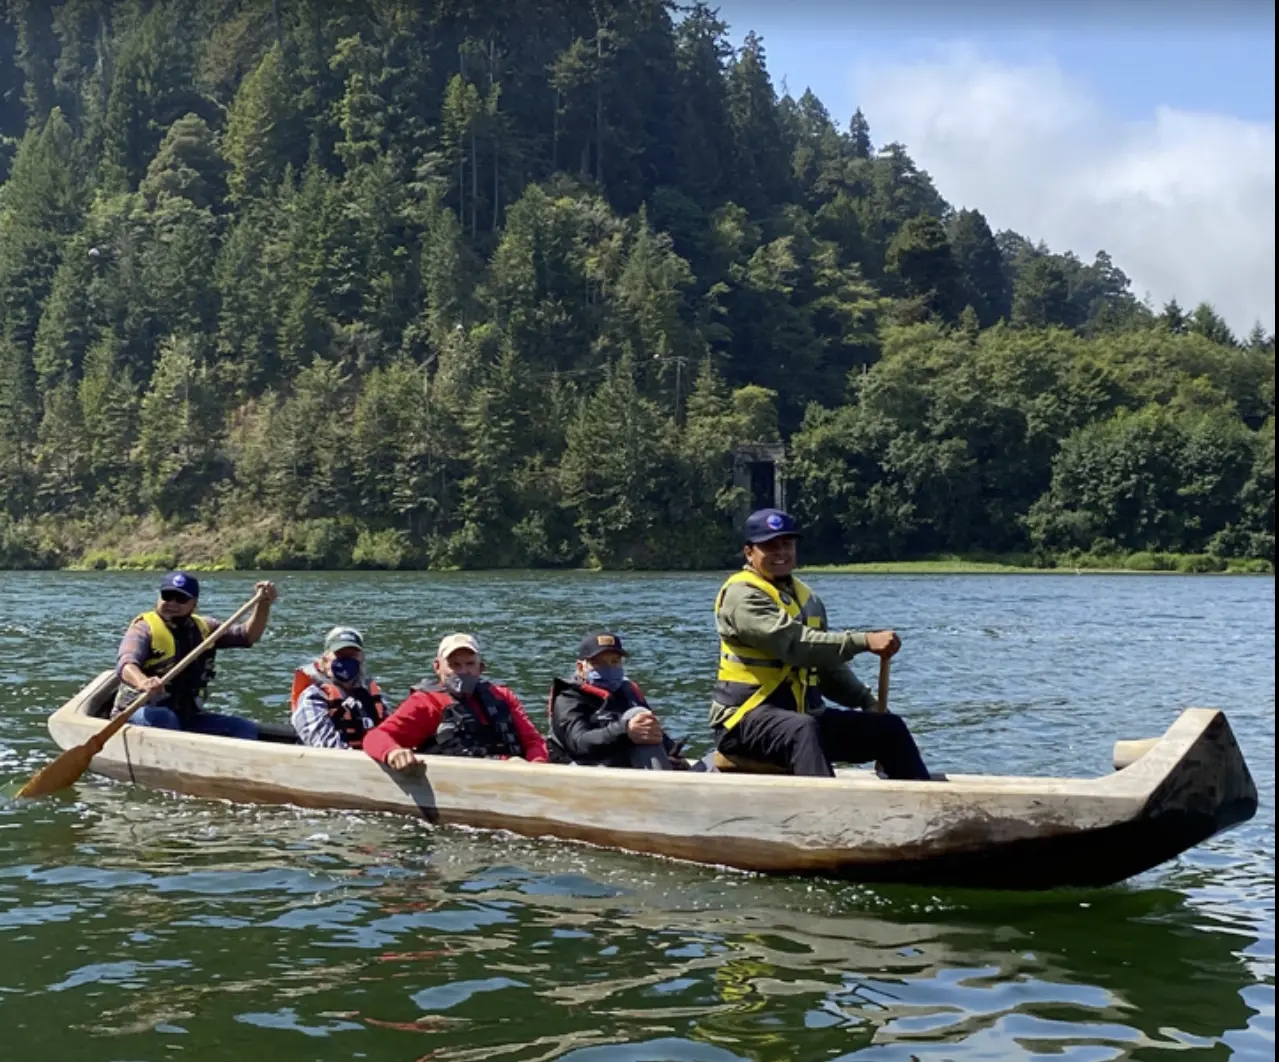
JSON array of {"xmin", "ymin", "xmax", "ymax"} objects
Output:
[
  {"xmin": 714, "ymin": 1, "xmax": 1275, "ymax": 125},
  {"xmin": 707, "ymin": 0, "xmax": 1276, "ymax": 332}
]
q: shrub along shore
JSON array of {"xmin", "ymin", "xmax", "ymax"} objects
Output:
[{"xmin": 0, "ymin": 514, "xmax": 1270, "ymax": 575}]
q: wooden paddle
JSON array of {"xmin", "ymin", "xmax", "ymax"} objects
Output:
[
  {"xmin": 872, "ymin": 653, "xmax": 890, "ymax": 777},
  {"xmin": 15, "ymin": 588, "xmax": 265, "ymax": 799}
]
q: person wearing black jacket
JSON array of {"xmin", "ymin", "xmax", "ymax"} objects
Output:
[{"xmin": 547, "ymin": 632, "xmax": 684, "ymax": 769}]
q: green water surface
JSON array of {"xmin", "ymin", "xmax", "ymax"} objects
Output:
[{"xmin": 1, "ymin": 570, "xmax": 1273, "ymax": 1061}]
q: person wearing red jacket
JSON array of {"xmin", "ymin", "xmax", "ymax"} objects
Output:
[{"xmin": 363, "ymin": 633, "xmax": 549, "ymax": 772}]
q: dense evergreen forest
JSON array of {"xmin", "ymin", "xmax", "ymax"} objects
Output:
[{"xmin": 0, "ymin": 1, "xmax": 1273, "ymax": 571}]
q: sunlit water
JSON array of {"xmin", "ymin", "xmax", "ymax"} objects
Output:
[{"xmin": 1, "ymin": 570, "xmax": 1273, "ymax": 1061}]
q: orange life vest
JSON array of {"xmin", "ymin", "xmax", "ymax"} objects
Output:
[{"xmin": 290, "ymin": 662, "xmax": 389, "ymax": 748}]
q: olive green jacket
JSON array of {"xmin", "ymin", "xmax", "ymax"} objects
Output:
[{"xmin": 709, "ymin": 567, "xmax": 877, "ymax": 728}]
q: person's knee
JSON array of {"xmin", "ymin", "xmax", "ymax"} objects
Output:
[
  {"xmin": 792, "ymin": 713, "xmax": 822, "ymax": 748},
  {"xmin": 196, "ymin": 713, "xmax": 259, "ymax": 740},
  {"xmin": 136, "ymin": 706, "xmax": 181, "ymax": 729},
  {"xmin": 882, "ymin": 713, "xmax": 911, "ymax": 739}
]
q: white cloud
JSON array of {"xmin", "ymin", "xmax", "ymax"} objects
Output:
[{"xmin": 853, "ymin": 45, "xmax": 1275, "ymax": 335}]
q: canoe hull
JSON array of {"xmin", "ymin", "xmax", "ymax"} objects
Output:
[{"xmin": 45, "ymin": 672, "xmax": 1258, "ymax": 890}]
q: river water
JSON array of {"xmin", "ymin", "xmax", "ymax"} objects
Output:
[{"xmin": 0, "ymin": 570, "xmax": 1273, "ymax": 1061}]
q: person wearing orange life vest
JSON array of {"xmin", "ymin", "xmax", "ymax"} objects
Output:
[
  {"xmin": 547, "ymin": 632, "xmax": 687, "ymax": 769},
  {"xmin": 290, "ymin": 626, "xmax": 391, "ymax": 749},
  {"xmin": 710, "ymin": 508, "xmax": 931, "ymax": 779}
]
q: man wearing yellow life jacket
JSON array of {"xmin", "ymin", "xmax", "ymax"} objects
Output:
[
  {"xmin": 710, "ymin": 509, "xmax": 931, "ymax": 779},
  {"xmin": 290, "ymin": 626, "xmax": 392, "ymax": 749},
  {"xmin": 114, "ymin": 571, "xmax": 278, "ymax": 740}
]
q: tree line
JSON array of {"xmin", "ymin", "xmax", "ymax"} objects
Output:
[{"xmin": 0, "ymin": 0, "xmax": 1273, "ymax": 571}]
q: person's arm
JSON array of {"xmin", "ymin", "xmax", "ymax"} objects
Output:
[
  {"xmin": 816, "ymin": 662, "xmax": 879, "ymax": 710},
  {"xmin": 497, "ymin": 687, "xmax": 549, "ymax": 763},
  {"xmin": 362, "ymin": 692, "xmax": 444, "ymax": 765},
  {"xmin": 292, "ymin": 687, "xmax": 350, "ymax": 749},
  {"xmin": 552, "ymin": 688, "xmax": 630, "ymax": 759},
  {"xmin": 720, "ymin": 582, "xmax": 867, "ymax": 670},
  {"xmin": 242, "ymin": 581, "xmax": 278, "ymax": 645},
  {"xmin": 116, "ymin": 622, "xmax": 166, "ymax": 699}
]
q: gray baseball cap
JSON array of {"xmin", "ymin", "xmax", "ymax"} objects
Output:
[{"xmin": 324, "ymin": 626, "xmax": 364, "ymax": 652}]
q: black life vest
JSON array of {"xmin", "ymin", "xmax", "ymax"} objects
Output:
[
  {"xmin": 546, "ymin": 677, "xmax": 648, "ymax": 764},
  {"xmin": 573, "ymin": 678, "xmax": 647, "ymax": 721},
  {"xmin": 416, "ymin": 680, "xmax": 524, "ymax": 759}
]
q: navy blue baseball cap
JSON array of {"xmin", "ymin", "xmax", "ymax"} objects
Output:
[
  {"xmin": 744, "ymin": 508, "xmax": 802, "ymax": 544},
  {"xmin": 578, "ymin": 632, "xmax": 628, "ymax": 660},
  {"xmin": 159, "ymin": 571, "xmax": 199, "ymax": 599}
]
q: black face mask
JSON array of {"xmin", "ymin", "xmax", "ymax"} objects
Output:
[{"xmin": 444, "ymin": 673, "xmax": 480, "ymax": 697}]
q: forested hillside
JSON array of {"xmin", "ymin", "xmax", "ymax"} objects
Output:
[{"xmin": 0, "ymin": 1, "xmax": 1273, "ymax": 571}]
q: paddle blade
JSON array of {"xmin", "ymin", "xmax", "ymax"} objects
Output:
[{"xmin": 14, "ymin": 742, "xmax": 98, "ymax": 799}]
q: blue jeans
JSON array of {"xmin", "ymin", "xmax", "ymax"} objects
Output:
[{"xmin": 131, "ymin": 705, "xmax": 260, "ymax": 741}]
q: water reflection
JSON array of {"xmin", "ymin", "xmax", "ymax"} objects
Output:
[{"xmin": 0, "ymin": 787, "xmax": 1268, "ymax": 1061}]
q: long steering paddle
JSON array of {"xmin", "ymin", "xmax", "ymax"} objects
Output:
[{"xmin": 872, "ymin": 653, "xmax": 891, "ymax": 776}]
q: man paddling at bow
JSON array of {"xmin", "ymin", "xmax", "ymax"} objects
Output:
[
  {"xmin": 710, "ymin": 509, "xmax": 931, "ymax": 779},
  {"xmin": 114, "ymin": 571, "xmax": 278, "ymax": 740},
  {"xmin": 364, "ymin": 633, "xmax": 549, "ymax": 771}
]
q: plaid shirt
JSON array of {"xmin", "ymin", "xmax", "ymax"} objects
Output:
[{"xmin": 291, "ymin": 676, "xmax": 396, "ymax": 749}]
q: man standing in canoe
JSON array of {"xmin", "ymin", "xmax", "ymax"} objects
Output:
[
  {"xmin": 290, "ymin": 626, "xmax": 392, "ymax": 749},
  {"xmin": 364, "ymin": 633, "xmax": 549, "ymax": 771},
  {"xmin": 547, "ymin": 632, "xmax": 686, "ymax": 769},
  {"xmin": 114, "ymin": 571, "xmax": 278, "ymax": 740},
  {"xmin": 710, "ymin": 509, "xmax": 931, "ymax": 779}
]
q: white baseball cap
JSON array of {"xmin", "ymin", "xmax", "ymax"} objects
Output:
[{"xmin": 436, "ymin": 633, "xmax": 481, "ymax": 662}]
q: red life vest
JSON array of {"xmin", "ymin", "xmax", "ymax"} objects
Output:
[
  {"xmin": 290, "ymin": 662, "xmax": 389, "ymax": 749},
  {"xmin": 576, "ymin": 678, "xmax": 647, "ymax": 706}
]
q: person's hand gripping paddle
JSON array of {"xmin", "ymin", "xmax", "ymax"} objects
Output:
[{"xmin": 15, "ymin": 588, "xmax": 266, "ymax": 799}]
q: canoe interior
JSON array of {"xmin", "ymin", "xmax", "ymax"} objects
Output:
[{"xmin": 85, "ymin": 684, "xmax": 301, "ymax": 744}]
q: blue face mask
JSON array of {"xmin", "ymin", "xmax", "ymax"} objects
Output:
[
  {"xmin": 586, "ymin": 665, "xmax": 626, "ymax": 692},
  {"xmin": 330, "ymin": 656, "xmax": 362, "ymax": 684}
]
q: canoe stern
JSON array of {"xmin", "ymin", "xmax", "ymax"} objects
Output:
[{"xmin": 1139, "ymin": 707, "xmax": 1259, "ymax": 845}]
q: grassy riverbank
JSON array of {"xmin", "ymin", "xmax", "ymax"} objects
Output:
[
  {"xmin": 807, "ymin": 554, "xmax": 1274, "ymax": 575},
  {"xmin": 1, "ymin": 515, "xmax": 1272, "ymax": 575}
]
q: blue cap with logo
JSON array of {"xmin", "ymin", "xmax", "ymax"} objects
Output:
[
  {"xmin": 159, "ymin": 570, "xmax": 200, "ymax": 599},
  {"xmin": 744, "ymin": 508, "xmax": 802, "ymax": 544}
]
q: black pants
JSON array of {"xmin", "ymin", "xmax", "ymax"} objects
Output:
[{"xmin": 716, "ymin": 705, "xmax": 931, "ymax": 779}]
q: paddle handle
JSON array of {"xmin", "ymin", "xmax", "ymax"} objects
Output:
[
  {"xmin": 95, "ymin": 589, "xmax": 266, "ymax": 748},
  {"xmin": 876, "ymin": 655, "xmax": 890, "ymax": 713}
]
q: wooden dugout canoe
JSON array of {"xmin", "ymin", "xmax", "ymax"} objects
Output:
[{"xmin": 44, "ymin": 670, "xmax": 1258, "ymax": 890}]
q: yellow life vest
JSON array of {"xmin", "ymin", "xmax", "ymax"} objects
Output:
[
  {"xmin": 134, "ymin": 610, "xmax": 215, "ymax": 676},
  {"xmin": 713, "ymin": 568, "xmax": 824, "ymax": 731}
]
